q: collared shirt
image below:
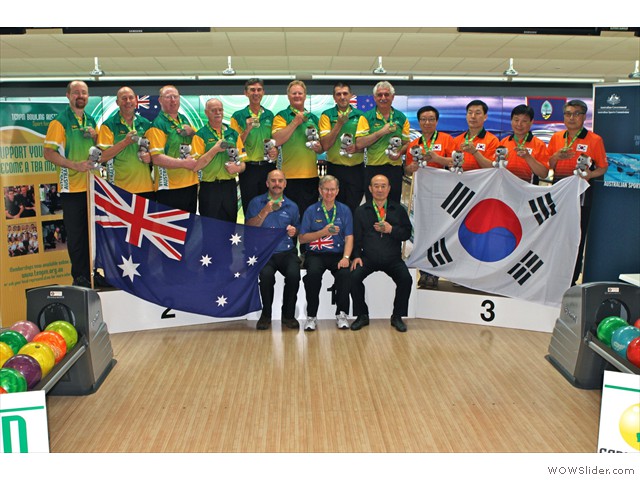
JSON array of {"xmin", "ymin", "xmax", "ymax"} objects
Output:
[
  {"xmin": 318, "ymin": 105, "xmax": 365, "ymax": 166},
  {"xmin": 147, "ymin": 112, "xmax": 199, "ymax": 190},
  {"xmin": 547, "ymin": 129, "xmax": 607, "ymax": 179},
  {"xmin": 272, "ymin": 107, "xmax": 321, "ymax": 179},
  {"xmin": 43, "ymin": 105, "xmax": 98, "ymax": 193},
  {"xmin": 191, "ymin": 124, "xmax": 246, "ymax": 182},
  {"xmin": 300, "ymin": 201, "xmax": 353, "ymax": 254},
  {"xmin": 229, "ymin": 105, "xmax": 275, "ymax": 162},
  {"xmin": 246, "ymin": 193, "xmax": 300, "ymax": 253},
  {"xmin": 97, "ymin": 112, "xmax": 153, "ymax": 193},
  {"xmin": 452, "ymin": 128, "xmax": 500, "ymax": 171},
  {"xmin": 498, "ymin": 132, "xmax": 550, "ymax": 182},
  {"xmin": 355, "ymin": 107, "xmax": 410, "ymax": 167},
  {"xmin": 405, "ymin": 131, "xmax": 456, "ymax": 168},
  {"xmin": 353, "ymin": 200, "xmax": 411, "ymax": 263}
]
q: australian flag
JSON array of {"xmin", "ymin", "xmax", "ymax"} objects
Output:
[
  {"xmin": 92, "ymin": 176, "xmax": 286, "ymax": 318},
  {"xmin": 407, "ymin": 168, "xmax": 588, "ymax": 307}
]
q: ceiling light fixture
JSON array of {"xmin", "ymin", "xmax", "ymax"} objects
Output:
[
  {"xmin": 503, "ymin": 58, "xmax": 518, "ymax": 77},
  {"xmin": 312, "ymin": 74, "xmax": 410, "ymax": 81},
  {"xmin": 90, "ymin": 57, "xmax": 104, "ymax": 77},
  {"xmin": 373, "ymin": 56, "xmax": 386, "ymax": 75},
  {"xmin": 222, "ymin": 56, "xmax": 236, "ymax": 76}
]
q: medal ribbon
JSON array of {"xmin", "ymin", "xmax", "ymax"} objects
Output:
[
  {"xmin": 373, "ymin": 200, "xmax": 387, "ymax": 223},
  {"xmin": 163, "ymin": 112, "xmax": 184, "ymax": 131},
  {"xmin": 119, "ymin": 114, "xmax": 136, "ymax": 133},
  {"xmin": 513, "ymin": 133, "xmax": 527, "ymax": 149},
  {"xmin": 322, "ymin": 202, "xmax": 336, "ymax": 226},
  {"xmin": 421, "ymin": 131, "xmax": 438, "ymax": 153},
  {"xmin": 564, "ymin": 128, "xmax": 584, "ymax": 149}
]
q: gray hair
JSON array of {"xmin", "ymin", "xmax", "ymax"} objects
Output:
[
  {"xmin": 319, "ymin": 175, "xmax": 340, "ymax": 189},
  {"xmin": 564, "ymin": 99, "xmax": 588, "ymax": 114},
  {"xmin": 373, "ymin": 81, "xmax": 395, "ymax": 96}
]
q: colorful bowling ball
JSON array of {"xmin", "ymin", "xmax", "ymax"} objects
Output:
[
  {"xmin": 0, "ymin": 367, "xmax": 28, "ymax": 393},
  {"xmin": 0, "ymin": 330, "xmax": 28, "ymax": 357},
  {"xmin": 3, "ymin": 354, "xmax": 42, "ymax": 390},
  {"xmin": 627, "ymin": 337, "xmax": 640, "ymax": 368},
  {"xmin": 596, "ymin": 316, "xmax": 629, "ymax": 347},
  {"xmin": 0, "ymin": 341, "xmax": 13, "ymax": 366},
  {"xmin": 18, "ymin": 342, "xmax": 55, "ymax": 377},
  {"xmin": 9, "ymin": 321, "xmax": 40, "ymax": 342},
  {"xmin": 45, "ymin": 321, "xmax": 78, "ymax": 350},
  {"xmin": 32, "ymin": 331, "xmax": 67, "ymax": 364},
  {"xmin": 611, "ymin": 326, "xmax": 640, "ymax": 358}
]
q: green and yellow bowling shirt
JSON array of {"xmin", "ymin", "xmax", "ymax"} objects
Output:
[
  {"xmin": 192, "ymin": 124, "xmax": 246, "ymax": 182},
  {"xmin": 319, "ymin": 105, "xmax": 364, "ymax": 167},
  {"xmin": 272, "ymin": 107, "xmax": 321, "ymax": 179},
  {"xmin": 97, "ymin": 112, "xmax": 153, "ymax": 194},
  {"xmin": 356, "ymin": 108, "xmax": 410, "ymax": 167},
  {"xmin": 229, "ymin": 105, "xmax": 274, "ymax": 162},
  {"xmin": 43, "ymin": 106, "xmax": 98, "ymax": 193}
]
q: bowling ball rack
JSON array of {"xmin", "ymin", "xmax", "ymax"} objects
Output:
[
  {"xmin": 26, "ymin": 286, "xmax": 116, "ymax": 396},
  {"xmin": 585, "ymin": 332, "xmax": 640, "ymax": 376}
]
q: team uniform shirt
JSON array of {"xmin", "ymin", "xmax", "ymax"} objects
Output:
[
  {"xmin": 355, "ymin": 108, "xmax": 410, "ymax": 167},
  {"xmin": 97, "ymin": 112, "xmax": 153, "ymax": 193},
  {"xmin": 452, "ymin": 129, "xmax": 500, "ymax": 171},
  {"xmin": 272, "ymin": 107, "xmax": 321, "ymax": 179},
  {"xmin": 547, "ymin": 129, "xmax": 607, "ymax": 179},
  {"xmin": 405, "ymin": 131, "xmax": 456, "ymax": 168},
  {"xmin": 246, "ymin": 193, "xmax": 299, "ymax": 253},
  {"xmin": 191, "ymin": 124, "xmax": 246, "ymax": 182},
  {"xmin": 318, "ymin": 105, "xmax": 365, "ymax": 166},
  {"xmin": 147, "ymin": 112, "xmax": 199, "ymax": 191},
  {"xmin": 43, "ymin": 106, "xmax": 98, "ymax": 193},
  {"xmin": 300, "ymin": 201, "xmax": 353, "ymax": 255},
  {"xmin": 498, "ymin": 132, "xmax": 550, "ymax": 182},
  {"xmin": 229, "ymin": 106, "xmax": 275, "ymax": 162}
]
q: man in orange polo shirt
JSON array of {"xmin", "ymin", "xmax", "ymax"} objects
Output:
[
  {"xmin": 498, "ymin": 104, "xmax": 549, "ymax": 183},
  {"xmin": 547, "ymin": 99, "xmax": 607, "ymax": 285},
  {"xmin": 452, "ymin": 99, "xmax": 499, "ymax": 171}
]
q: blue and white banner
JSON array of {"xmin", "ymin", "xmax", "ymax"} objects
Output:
[{"xmin": 406, "ymin": 168, "xmax": 588, "ymax": 307}]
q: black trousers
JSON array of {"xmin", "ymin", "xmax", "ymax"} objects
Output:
[
  {"xmin": 239, "ymin": 162, "xmax": 277, "ymax": 216},
  {"xmin": 284, "ymin": 177, "xmax": 319, "ymax": 218},
  {"xmin": 60, "ymin": 192, "xmax": 90, "ymax": 283},
  {"xmin": 350, "ymin": 257, "xmax": 412, "ymax": 317},
  {"xmin": 326, "ymin": 162, "xmax": 365, "ymax": 214},
  {"xmin": 155, "ymin": 184, "xmax": 198, "ymax": 213},
  {"xmin": 364, "ymin": 164, "xmax": 404, "ymax": 204},
  {"xmin": 259, "ymin": 250, "xmax": 301, "ymax": 320},
  {"xmin": 303, "ymin": 252, "xmax": 351, "ymax": 317},
  {"xmin": 198, "ymin": 179, "xmax": 238, "ymax": 223}
]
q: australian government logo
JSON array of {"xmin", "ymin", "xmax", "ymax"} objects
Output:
[{"xmin": 597, "ymin": 93, "xmax": 630, "ymax": 115}]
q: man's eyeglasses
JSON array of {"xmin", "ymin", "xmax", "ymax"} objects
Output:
[
  {"xmin": 161, "ymin": 94, "xmax": 179, "ymax": 100},
  {"xmin": 563, "ymin": 112, "xmax": 585, "ymax": 118}
]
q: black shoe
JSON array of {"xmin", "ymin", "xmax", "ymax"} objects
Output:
[
  {"xmin": 72, "ymin": 276, "xmax": 91, "ymax": 288},
  {"xmin": 256, "ymin": 315, "xmax": 271, "ymax": 330},
  {"xmin": 282, "ymin": 318, "xmax": 300, "ymax": 329},
  {"xmin": 425, "ymin": 275, "xmax": 438, "ymax": 289},
  {"xmin": 350, "ymin": 314, "xmax": 369, "ymax": 331},
  {"xmin": 93, "ymin": 271, "xmax": 113, "ymax": 289},
  {"xmin": 390, "ymin": 315, "xmax": 407, "ymax": 332}
]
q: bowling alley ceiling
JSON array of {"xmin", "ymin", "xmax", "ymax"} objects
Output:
[{"xmin": 1, "ymin": 27, "xmax": 639, "ymax": 83}]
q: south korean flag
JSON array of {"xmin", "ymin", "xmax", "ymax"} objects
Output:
[{"xmin": 406, "ymin": 167, "xmax": 588, "ymax": 307}]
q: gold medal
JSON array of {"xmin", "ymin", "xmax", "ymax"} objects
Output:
[{"xmin": 388, "ymin": 123, "xmax": 397, "ymax": 133}]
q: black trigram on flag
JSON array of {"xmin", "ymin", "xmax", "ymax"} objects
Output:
[
  {"xmin": 508, "ymin": 250, "xmax": 544, "ymax": 285},
  {"xmin": 529, "ymin": 193, "xmax": 557, "ymax": 226},
  {"xmin": 441, "ymin": 182, "xmax": 475, "ymax": 219},
  {"xmin": 426, "ymin": 238, "xmax": 453, "ymax": 268}
]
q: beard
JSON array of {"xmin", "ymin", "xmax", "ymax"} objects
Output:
[{"xmin": 74, "ymin": 98, "xmax": 87, "ymax": 109}]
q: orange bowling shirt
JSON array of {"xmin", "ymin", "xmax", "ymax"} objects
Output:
[
  {"xmin": 498, "ymin": 132, "xmax": 550, "ymax": 182},
  {"xmin": 547, "ymin": 129, "xmax": 607, "ymax": 179},
  {"xmin": 452, "ymin": 129, "xmax": 499, "ymax": 171}
]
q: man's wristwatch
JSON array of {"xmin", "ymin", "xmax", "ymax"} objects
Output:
[{"xmin": 343, "ymin": 255, "xmax": 350, "ymax": 260}]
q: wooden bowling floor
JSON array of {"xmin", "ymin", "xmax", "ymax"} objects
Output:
[{"xmin": 45, "ymin": 317, "xmax": 602, "ymax": 453}]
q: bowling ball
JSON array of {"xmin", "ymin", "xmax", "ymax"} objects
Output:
[
  {"xmin": 9, "ymin": 320, "xmax": 40, "ymax": 342},
  {"xmin": 0, "ymin": 367, "xmax": 28, "ymax": 393},
  {"xmin": 610, "ymin": 326, "xmax": 640, "ymax": 358},
  {"xmin": 45, "ymin": 321, "xmax": 78, "ymax": 350},
  {"xmin": 596, "ymin": 316, "xmax": 629, "ymax": 347},
  {"xmin": 627, "ymin": 337, "xmax": 640, "ymax": 368},
  {"xmin": 32, "ymin": 331, "xmax": 67, "ymax": 364},
  {"xmin": 18, "ymin": 342, "xmax": 55, "ymax": 378},
  {"xmin": 3, "ymin": 354, "xmax": 42, "ymax": 390},
  {"xmin": 0, "ymin": 330, "xmax": 27, "ymax": 357},
  {"xmin": 0, "ymin": 341, "xmax": 13, "ymax": 366}
]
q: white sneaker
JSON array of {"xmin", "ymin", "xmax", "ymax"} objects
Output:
[
  {"xmin": 304, "ymin": 317, "xmax": 317, "ymax": 331},
  {"xmin": 336, "ymin": 312, "xmax": 349, "ymax": 330}
]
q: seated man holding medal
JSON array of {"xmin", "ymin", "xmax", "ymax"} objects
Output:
[
  {"xmin": 350, "ymin": 175, "xmax": 412, "ymax": 332},
  {"xmin": 298, "ymin": 175, "xmax": 354, "ymax": 331}
]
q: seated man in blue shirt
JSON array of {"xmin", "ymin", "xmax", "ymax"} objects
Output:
[
  {"xmin": 299, "ymin": 175, "xmax": 353, "ymax": 331},
  {"xmin": 246, "ymin": 169, "xmax": 301, "ymax": 330}
]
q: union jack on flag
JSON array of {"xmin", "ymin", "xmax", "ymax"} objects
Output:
[
  {"xmin": 136, "ymin": 95, "xmax": 150, "ymax": 109},
  {"xmin": 309, "ymin": 235, "xmax": 334, "ymax": 251},
  {"xmin": 94, "ymin": 175, "xmax": 189, "ymax": 261}
]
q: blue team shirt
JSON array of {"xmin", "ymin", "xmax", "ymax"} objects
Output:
[
  {"xmin": 300, "ymin": 201, "xmax": 353, "ymax": 254},
  {"xmin": 246, "ymin": 193, "xmax": 299, "ymax": 253}
]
